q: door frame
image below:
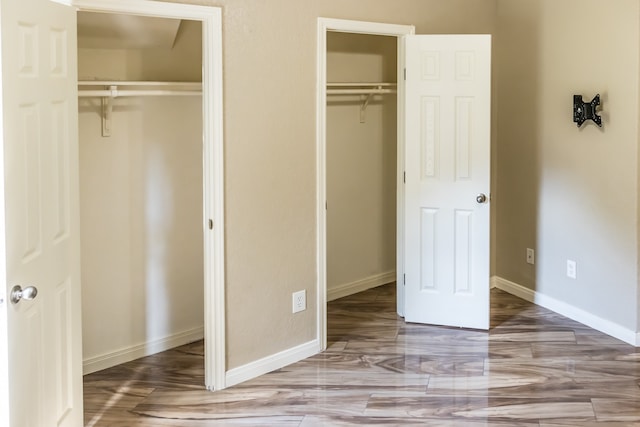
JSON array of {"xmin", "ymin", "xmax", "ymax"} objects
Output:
[
  {"xmin": 71, "ymin": 0, "xmax": 225, "ymax": 391},
  {"xmin": 316, "ymin": 18, "xmax": 414, "ymax": 349},
  {"xmin": 0, "ymin": 0, "xmax": 224, "ymax": 402}
]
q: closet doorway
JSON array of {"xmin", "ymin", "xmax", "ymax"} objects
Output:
[
  {"xmin": 73, "ymin": 0, "xmax": 225, "ymax": 391},
  {"xmin": 318, "ymin": 19, "xmax": 493, "ymax": 345},
  {"xmin": 317, "ymin": 19, "xmax": 414, "ymax": 348},
  {"xmin": 325, "ymin": 34, "xmax": 398, "ymax": 299}
]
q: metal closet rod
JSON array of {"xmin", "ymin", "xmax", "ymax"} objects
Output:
[
  {"xmin": 326, "ymin": 83, "xmax": 397, "ymax": 123},
  {"xmin": 78, "ymin": 90, "xmax": 201, "ymax": 97},
  {"xmin": 77, "ymin": 81, "xmax": 202, "ymax": 98},
  {"xmin": 77, "ymin": 81, "xmax": 202, "ymax": 137},
  {"xmin": 326, "ymin": 82, "xmax": 397, "ymax": 96}
]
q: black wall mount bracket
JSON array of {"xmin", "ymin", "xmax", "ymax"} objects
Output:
[{"xmin": 573, "ymin": 94, "xmax": 602, "ymax": 128}]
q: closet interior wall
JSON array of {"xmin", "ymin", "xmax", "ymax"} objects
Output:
[
  {"xmin": 326, "ymin": 33, "xmax": 397, "ymax": 300},
  {"xmin": 77, "ymin": 18, "xmax": 205, "ymax": 373}
]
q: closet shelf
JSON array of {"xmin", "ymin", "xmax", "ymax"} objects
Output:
[
  {"xmin": 78, "ymin": 81, "xmax": 202, "ymax": 98},
  {"xmin": 326, "ymin": 82, "xmax": 397, "ymax": 95},
  {"xmin": 77, "ymin": 81, "xmax": 202, "ymax": 137},
  {"xmin": 326, "ymin": 82, "xmax": 397, "ymax": 123}
]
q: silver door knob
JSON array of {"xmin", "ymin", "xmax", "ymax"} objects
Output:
[
  {"xmin": 476, "ymin": 193, "xmax": 488, "ymax": 204},
  {"xmin": 10, "ymin": 285, "xmax": 38, "ymax": 304}
]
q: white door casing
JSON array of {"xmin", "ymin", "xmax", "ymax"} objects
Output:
[
  {"xmin": 316, "ymin": 18, "xmax": 415, "ymax": 350},
  {"xmin": 404, "ymin": 35, "xmax": 491, "ymax": 330},
  {"xmin": 71, "ymin": 0, "xmax": 226, "ymax": 392},
  {"xmin": 2, "ymin": 0, "xmax": 83, "ymax": 425}
]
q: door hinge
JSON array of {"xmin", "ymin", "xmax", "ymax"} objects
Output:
[
  {"xmin": 208, "ymin": 219, "xmax": 213, "ymax": 230},
  {"xmin": 403, "ymin": 171, "xmax": 406, "ymax": 183},
  {"xmin": 404, "ymin": 68, "xmax": 407, "ymax": 81},
  {"xmin": 325, "ymin": 201, "xmax": 328, "ymax": 210},
  {"xmin": 403, "ymin": 274, "xmax": 406, "ymax": 285}
]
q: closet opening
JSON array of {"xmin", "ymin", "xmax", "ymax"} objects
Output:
[
  {"xmin": 77, "ymin": 11, "xmax": 204, "ymax": 375},
  {"xmin": 74, "ymin": 0, "xmax": 226, "ymax": 400},
  {"xmin": 325, "ymin": 32, "xmax": 398, "ymax": 339},
  {"xmin": 317, "ymin": 19, "xmax": 414, "ymax": 349}
]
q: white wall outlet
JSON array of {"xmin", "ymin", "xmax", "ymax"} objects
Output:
[
  {"xmin": 292, "ymin": 290, "xmax": 306, "ymax": 313},
  {"xmin": 526, "ymin": 248, "xmax": 535, "ymax": 265},
  {"xmin": 566, "ymin": 260, "xmax": 577, "ymax": 279}
]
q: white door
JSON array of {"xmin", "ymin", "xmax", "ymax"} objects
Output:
[
  {"xmin": 403, "ymin": 35, "xmax": 491, "ymax": 330},
  {"xmin": 1, "ymin": 0, "xmax": 83, "ymax": 425}
]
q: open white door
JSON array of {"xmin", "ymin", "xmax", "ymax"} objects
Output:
[
  {"xmin": 403, "ymin": 35, "xmax": 491, "ymax": 330},
  {"xmin": 1, "ymin": 0, "xmax": 83, "ymax": 425}
]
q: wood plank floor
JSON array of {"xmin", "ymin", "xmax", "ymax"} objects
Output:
[{"xmin": 84, "ymin": 284, "xmax": 640, "ymax": 426}]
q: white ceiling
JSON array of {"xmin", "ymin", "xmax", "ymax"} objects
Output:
[{"xmin": 77, "ymin": 12, "xmax": 182, "ymax": 50}]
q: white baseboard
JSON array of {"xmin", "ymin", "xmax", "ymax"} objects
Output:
[
  {"xmin": 225, "ymin": 339, "xmax": 320, "ymax": 388},
  {"xmin": 493, "ymin": 276, "xmax": 638, "ymax": 346},
  {"xmin": 327, "ymin": 270, "xmax": 396, "ymax": 302},
  {"xmin": 83, "ymin": 326, "xmax": 205, "ymax": 375}
]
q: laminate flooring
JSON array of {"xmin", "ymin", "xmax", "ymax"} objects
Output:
[{"xmin": 84, "ymin": 284, "xmax": 640, "ymax": 426}]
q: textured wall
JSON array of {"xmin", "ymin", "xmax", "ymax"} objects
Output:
[
  {"xmin": 140, "ymin": 0, "xmax": 640, "ymax": 370},
  {"xmin": 495, "ymin": 0, "xmax": 639, "ymax": 331},
  {"xmin": 182, "ymin": 0, "xmax": 498, "ymax": 369}
]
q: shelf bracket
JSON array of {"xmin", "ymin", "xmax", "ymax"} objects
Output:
[
  {"xmin": 101, "ymin": 85, "xmax": 116, "ymax": 137},
  {"xmin": 360, "ymin": 92, "xmax": 375, "ymax": 123}
]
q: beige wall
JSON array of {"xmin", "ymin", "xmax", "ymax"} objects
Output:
[
  {"xmin": 156, "ymin": 0, "xmax": 497, "ymax": 370},
  {"xmin": 496, "ymin": 0, "xmax": 639, "ymax": 330},
  {"xmin": 78, "ymin": 21, "xmax": 204, "ymax": 365},
  {"xmin": 326, "ymin": 32, "xmax": 397, "ymax": 296},
  {"xmin": 134, "ymin": 0, "xmax": 640, "ymax": 371}
]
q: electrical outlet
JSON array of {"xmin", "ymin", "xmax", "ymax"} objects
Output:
[
  {"xmin": 566, "ymin": 260, "xmax": 577, "ymax": 279},
  {"xmin": 526, "ymin": 248, "xmax": 535, "ymax": 265},
  {"xmin": 292, "ymin": 290, "xmax": 306, "ymax": 313}
]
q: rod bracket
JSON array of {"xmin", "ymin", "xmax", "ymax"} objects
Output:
[
  {"xmin": 360, "ymin": 93, "xmax": 373, "ymax": 123},
  {"xmin": 101, "ymin": 85, "xmax": 117, "ymax": 137}
]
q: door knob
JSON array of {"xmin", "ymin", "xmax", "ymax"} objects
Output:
[
  {"xmin": 10, "ymin": 285, "xmax": 38, "ymax": 304},
  {"xmin": 476, "ymin": 193, "xmax": 488, "ymax": 204}
]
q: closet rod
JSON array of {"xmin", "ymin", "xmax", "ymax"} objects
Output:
[
  {"xmin": 326, "ymin": 83, "xmax": 397, "ymax": 123},
  {"xmin": 327, "ymin": 82, "xmax": 396, "ymax": 87},
  {"xmin": 78, "ymin": 90, "xmax": 201, "ymax": 98},
  {"xmin": 78, "ymin": 82, "xmax": 202, "ymax": 137},
  {"xmin": 326, "ymin": 88, "xmax": 396, "ymax": 95},
  {"xmin": 78, "ymin": 81, "xmax": 201, "ymax": 87}
]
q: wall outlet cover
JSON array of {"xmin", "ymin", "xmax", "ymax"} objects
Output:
[
  {"xmin": 567, "ymin": 260, "xmax": 577, "ymax": 279},
  {"xmin": 526, "ymin": 248, "xmax": 535, "ymax": 265},
  {"xmin": 292, "ymin": 290, "xmax": 306, "ymax": 313}
]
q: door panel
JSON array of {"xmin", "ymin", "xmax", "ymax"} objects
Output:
[
  {"xmin": 404, "ymin": 35, "xmax": 491, "ymax": 330},
  {"xmin": 3, "ymin": 0, "xmax": 82, "ymax": 425}
]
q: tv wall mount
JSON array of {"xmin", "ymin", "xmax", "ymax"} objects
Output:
[{"xmin": 573, "ymin": 94, "xmax": 602, "ymax": 128}]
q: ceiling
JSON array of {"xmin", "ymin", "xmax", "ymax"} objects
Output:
[{"xmin": 77, "ymin": 12, "xmax": 182, "ymax": 50}]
